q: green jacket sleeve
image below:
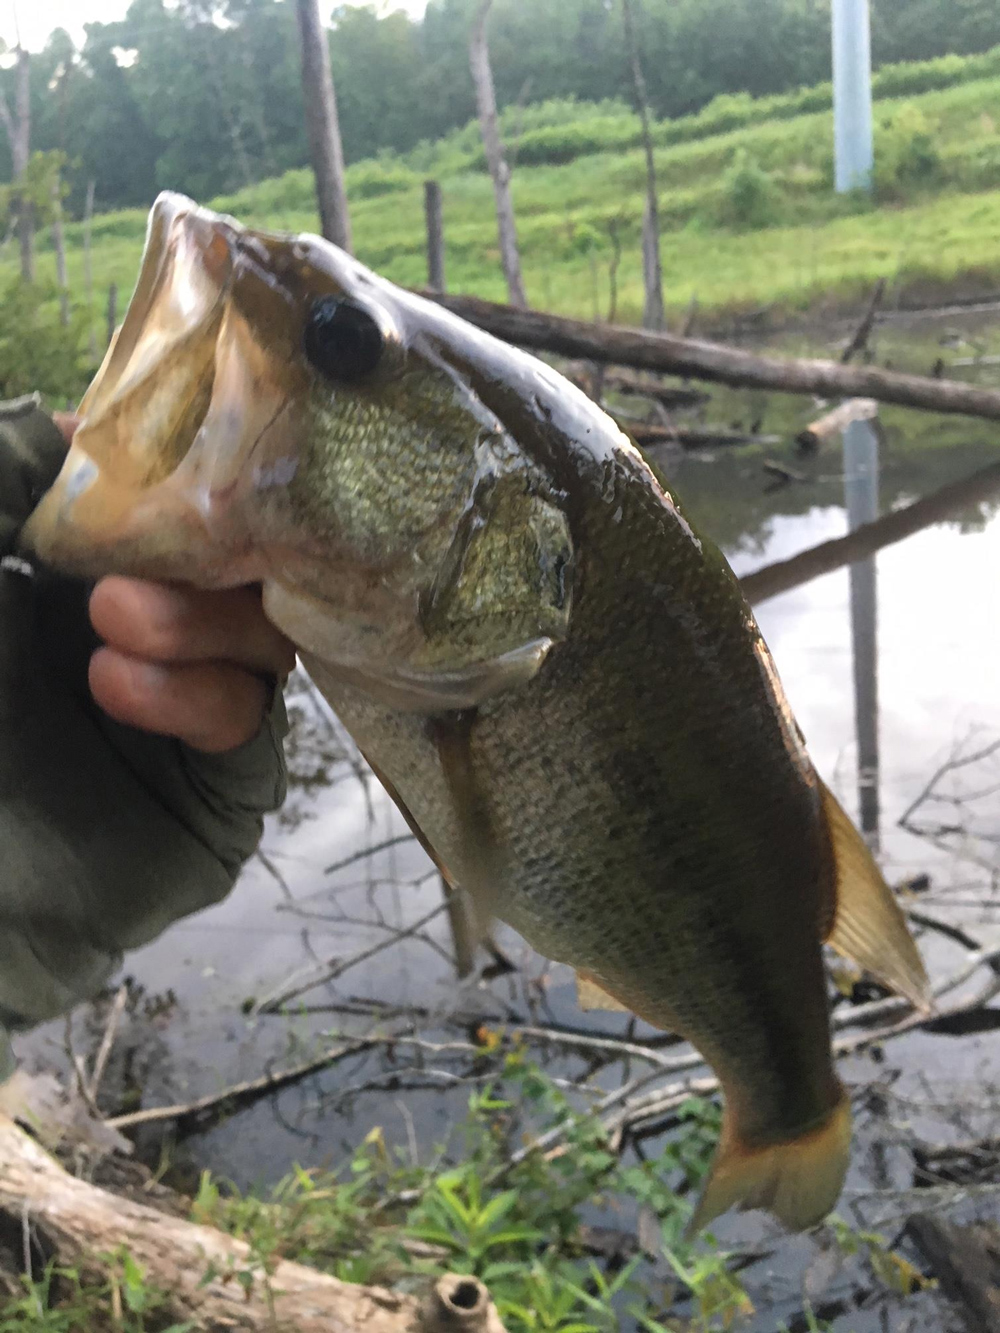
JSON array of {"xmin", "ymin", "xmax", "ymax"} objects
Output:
[{"xmin": 0, "ymin": 401, "xmax": 288, "ymax": 1074}]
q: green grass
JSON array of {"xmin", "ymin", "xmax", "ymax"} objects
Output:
[
  {"xmin": 0, "ymin": 1057, "xmax": 931, "ymax": 1332},
  {"xmin": 10, "ymin": 54, "xmax": 1000, "ymax": 387}
]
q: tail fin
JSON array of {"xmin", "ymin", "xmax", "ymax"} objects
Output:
[
  {"xmin": 687, "ymin": 1089, "xmax": 851, "ymax": 1237},
  {"xmin": 820, "ymin": 782, "xmax": 930, "ymax": 1011}
]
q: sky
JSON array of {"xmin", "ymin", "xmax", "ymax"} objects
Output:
[{"xmin": 1, "ymin": 0, "xmax": 429, "ymax": 53}]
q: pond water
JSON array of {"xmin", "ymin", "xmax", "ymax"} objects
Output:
[{"xmin": 16, "ymin": 311, "xmax": 1000, "ymax": 1330}]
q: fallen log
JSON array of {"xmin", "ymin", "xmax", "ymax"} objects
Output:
[
  {"xmin": 627, "ymin": 422, "xmax": 779, "ymax": 449},
  {"xmin": 424, "ymin": 292, "xmax": 1000, "ymax": 422},
  {"xmin": 600, "ymin": 370, "xmax": 709, "ymax": 409},
  {"xmin": 742, "ymin": 458, "xmax": 1000, "ymax": 606},
  {"xmin": 0, "ymin": 1115, "xmax": 506, "ymax": 1332},
  {"xmin": 795, "ymin": 397, "xmax": 879, "ymax": 452},
  {"xmin": 906, "ymin": 1215, "xmax": 1000, "ymax": 1332}
]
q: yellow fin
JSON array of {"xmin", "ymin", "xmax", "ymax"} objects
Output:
[
  {"xmin": 576, "ymin": 970, "xmax": 632, "ymax": 1014},
  {"xmin": 820, "ymin": 782, "xmax": 930, "ymax": 1011},
  {"xmin": 688, "ymin": 1089, "xmax": 852, "ymax": 1236}
]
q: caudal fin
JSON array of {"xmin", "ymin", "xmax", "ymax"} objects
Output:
[
  {"xmin": 687, "ymin": 1089, "xmax": 852, "ymax": 1237},
  {"xmin": 820, "ymin": 782, "xmax": 930, "ymax": 1012}
]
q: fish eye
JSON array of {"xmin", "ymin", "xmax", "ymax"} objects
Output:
[{"xmin": 304, "ymin": 297, "xmax": 384, "ymax": 382}]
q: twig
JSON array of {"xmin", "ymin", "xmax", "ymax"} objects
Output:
[
  {"xmin": 88, "ymin": 985, "xmax": 128, "ymax": 1105},
  {"xmin": 324, "ymin": 833, "xmax": 415, "ymax": 877},
  {"xmin": 106, "ymin": 1038, "xmax": 376, "ymax": 1131},
  {"xmin": 252, "ymin": 902, "xmax": 448, "ymax": 1014}
]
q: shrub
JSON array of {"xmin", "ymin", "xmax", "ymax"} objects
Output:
[
  {"xmin": 344, "ymin": 159, "xmax": 420, "ymax": 200},
  {"xmin": 0, "ymin": 278, "xmax": 89, "ymax": 405},
  {"xmin": 716, "ymin": 149, "xmax": 783, "ymax": 230},
  {"xmin": 874, "ymin": 104, "xmax": 943, "ymax": 198}
]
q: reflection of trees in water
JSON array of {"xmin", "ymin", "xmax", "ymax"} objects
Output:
[{"xmin": 655, "ymin": 436, "xmax": 1000, "ymax": 556}]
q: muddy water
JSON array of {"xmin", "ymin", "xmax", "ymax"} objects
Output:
[{"xmin": 15, "ymin": 315, "xmax": 1000, "ymax": 1330}]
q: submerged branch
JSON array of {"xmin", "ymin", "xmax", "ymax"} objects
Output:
[{"xmin": 741, "ymin": 459, "xmax": 1000, "ymax": 605}]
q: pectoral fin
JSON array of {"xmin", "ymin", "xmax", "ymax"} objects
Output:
[
  {"xmin": 427, "ymin": 712, "xmax": 505, "ymax": 957},
  {"xmin": 362, "ymin": 753, "xmax": 478, "ymax": 978},
  {"xmin": 820, "ymin": 781, "xmax": 930, "ymax": 1012}
]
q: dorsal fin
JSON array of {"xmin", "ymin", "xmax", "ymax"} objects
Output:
[{"xmin": 820, "ymin": 781, "xmax": 930, "ymax": 1012}]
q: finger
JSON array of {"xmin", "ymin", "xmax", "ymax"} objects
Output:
[
  {"xmin": 89, "ymin": 578, "xmax": 297, "ymax": 679},
  {"xmin": 52, "ymin": 412, "xmax": 80, "ymax": 446},
  {"xmin": 89, "ymin": 648, "xmax": 269, "ymax": 754}
]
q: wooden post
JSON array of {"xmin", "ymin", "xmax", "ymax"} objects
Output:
[
  {"xmin": 51, "ymin": 176, "xmax": 69, "ymax": 327},
  {"xmin": 622, "ymin": 0, "xmax": 664, "ymax": 330},
  {"xmin": 294, "ymin": 0, "xmax": 352, "ymax": 253},
  {"xmin": 469, "ymin": 0, "xmax": 527, "ymax": 308},
  {"xmin": 83, "ymin": 180, "xmax": 97, "ymax": 359},
  {"xmin": 424, "ymin": 179, "xmax": 446, "ymax": 294},
  {"xmin": 106, "ymin": 283, "xmax": 118, "ymax": 349}
]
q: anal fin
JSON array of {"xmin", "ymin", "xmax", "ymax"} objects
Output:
[
  {"xmin": 576, "ymin": 969, "xmax": 633, "ymax": 1015},
  {"xmin": 820, "ymin": 782, "xmax": 930, "ymax": 1012},
  {"xmin": 688, "ymin": 1088, "xmax": 852, "ymax": 1236}
]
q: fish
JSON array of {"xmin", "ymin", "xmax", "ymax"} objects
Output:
[{"xmin": 24, "ymin": 192, "xmax": 929, "ymax": 1234}]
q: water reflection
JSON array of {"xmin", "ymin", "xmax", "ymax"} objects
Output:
[{"xmin": 843, "ymin": 418, "xmax": 880, "ymax": 848}]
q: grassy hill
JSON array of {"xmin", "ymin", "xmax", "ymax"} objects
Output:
[{"xmin": 14, "ymin": 43, "xmax": 1000, "ymax": 346}]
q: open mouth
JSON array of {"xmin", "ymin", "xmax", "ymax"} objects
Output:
[{"xmin": 21, "ymin": 195, "xmax": 242, "ymax": 577}]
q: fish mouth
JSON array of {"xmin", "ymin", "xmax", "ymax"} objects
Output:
[{"xmin": 22, "ymin": 193, "xmax": 247, "ymax": 584}]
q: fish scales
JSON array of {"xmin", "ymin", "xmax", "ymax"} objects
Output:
[{"xmin": 24, "ymin": 193, "xmax": 929, "ymax": 1233}]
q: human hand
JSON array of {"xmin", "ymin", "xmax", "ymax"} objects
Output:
[
  {"xmin": 88, "ymin": 578, "xmax": 296, "ymax": 753},
  {"xmin": 48, "ymin": 415, "xmax": 297, "ymax": 755}
]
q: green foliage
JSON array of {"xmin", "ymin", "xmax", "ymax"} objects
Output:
[
  {"xmin": 3, "ymin": 1061, "xmax": 940, "ymax": 1332},
  {"xmin": 716, "ymin": 150, "xmax": 783, "ymax": 230},
  {"xmin": 0, "ymin": 1256, "xmax": 192, "ymax": 1332},
  {"xmin": 0, "ymin": 277, "xmax": 89, "ymax": 406},
  {"xmin": 344, "ymin": 159, "xmax": 422, "ymax": 201},
  {"xmin": 2, "ymin": 0, "xmax": 1000, "ymax": 216},
  {"xmin": 874, "ymin": 104, "xmax": 944, "ymax": 199}
]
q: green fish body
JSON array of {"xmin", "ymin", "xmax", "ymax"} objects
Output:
[{"xmin": 25, "ymin": 194, "xmax": 928, "ymax": 1231}]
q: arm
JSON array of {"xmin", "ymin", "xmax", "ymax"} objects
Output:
[{"xmin": 0, "ymin": 400, "xmax": 293, "ymax": 1077}]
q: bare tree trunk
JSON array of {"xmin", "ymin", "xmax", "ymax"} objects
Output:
[
  {"xmin": 424, "ymin": 179, "xmax": 446, "ymax": 294},
  {"xmin": 0, "ymin": 48, "xmax": 34, "ymax": 282},
  {"xmin": 622, "ymin": 0, "xmax": 664, "ymax": 330},
  {"xmin": 469, "ymin": 0, "xmax": 527, "ymax": 308},
  {"xmin": 295, "ymin": 0, "xmax": 352, "ymax": 253},
  {"xmin": 0, "ymin": 1116, "xmax": 507, "ymax": 1333},
  {"xmin": 50, "ymin": 176, "xmax": 69, "ymax": 327},
  {"xmin": 83, "ymin": 180, "xmax": 97, "ymax": 359}
]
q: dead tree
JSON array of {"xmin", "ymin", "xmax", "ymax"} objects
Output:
[
  {"xmin": 469, "ymin": 0, "xmax": 527, "ymax": 308},
  {"xmin": 622, "ymin": 0, "xmax": 664, "ymax": 330},
  {"xmin": 0, "ymin": 48, "xmax": 33, "ymax": 281},
  {"xmin": 295, "ymin": 0, "xmax": 352, "ymax": 253}
]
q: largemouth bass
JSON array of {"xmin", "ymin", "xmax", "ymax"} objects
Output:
[{"xmin": 25, "ymin": 193, "xmax": 928, "ymax": 1233}]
